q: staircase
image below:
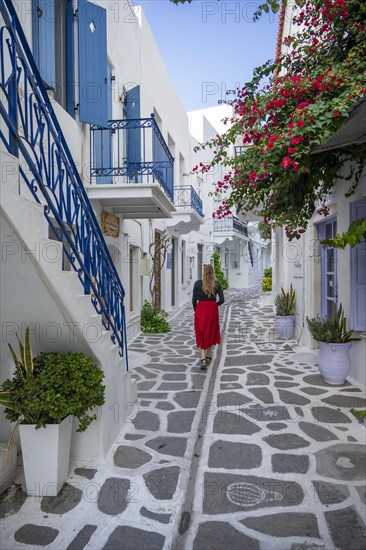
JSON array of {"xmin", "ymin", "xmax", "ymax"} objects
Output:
[{"xmin": 0, "ymin": 0, "xmax": 136, "ymax": 459}]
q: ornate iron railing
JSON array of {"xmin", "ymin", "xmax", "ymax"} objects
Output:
[
  {"xmin": 90, "ymin": 117, "xmax": 174, "ymax": 202},
  {"xmin": 174, "ymin": 186, "xmax": 204, "ymax": 218},
  {"xmin": 213, "ymin": 216, "xmax": 248, "ymax": 237},
  {"xmin": 0, "ymin": 0, "xmax": 128, "ymax": 368}
]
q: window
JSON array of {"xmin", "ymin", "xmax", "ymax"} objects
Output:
[
  {"xmin": 33, "ymin": 1, "xmax": 75, "ymax": 115},
  {"xmin": 318, "ymin": 217, "xmax": 338, "ymax": 319}
]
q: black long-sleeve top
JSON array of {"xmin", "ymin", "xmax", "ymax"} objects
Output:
[{"xmin": 192, "ymin": 280, "xmax": 225, "ymax": 311}]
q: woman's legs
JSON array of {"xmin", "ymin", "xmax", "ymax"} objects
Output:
[
  {"xmin": 200, "ymin": 348, "xmax": 206, "ymax": 360},
  {"xmin": 206, "ymin": 346, "xmax": 212, "ymax": 359}
]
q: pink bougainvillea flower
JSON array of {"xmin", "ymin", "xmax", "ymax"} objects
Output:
[
  {"xmin": 290, "ymin": 136, "xmax": 304, "ymax": 145},
  {"xmin": 296, "ymin": 120, "xmax": 305, "ymax": 127},
  {"xmin": 292, "ymin": 162, "xmax": 300, "ymax": 171},
  {"xmin": 288, "ymin": 147, "xmax": 296, "ymax": 153},
  {"xmin": 249, "ymin": 171, "xmax": 257, "ymax": 182},
  {"xmin": 280, "ymin": 156, "xmax": 292, "ymax": 169}
]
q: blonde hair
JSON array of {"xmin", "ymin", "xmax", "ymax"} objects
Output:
[{"xmin": 202, "ymin": 264, "xmax": 216, "ymax": 297}]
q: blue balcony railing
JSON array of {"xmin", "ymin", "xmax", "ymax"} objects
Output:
[
  {"xmin": 0, "ymin": 0, "xmax": 128, "ymax": 368},
  {"xmin": 174, "ymin": 186, "xmax": 204, "ymax": 218},
  {"xmin": 213, "ymin": 216, "xmax": 248, "ymax": 237},
  {"xmin": 90, "ymin": 118, "xmax": 174, "ymax": 203}
]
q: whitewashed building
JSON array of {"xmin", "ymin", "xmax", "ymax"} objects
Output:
[
  {"xmin": 271, "ymin": 4, "xmax": 366, "ymax": 387},
  {"xmin": 0, "ymin": 0, "xmax": 260, "ymax": 462}
]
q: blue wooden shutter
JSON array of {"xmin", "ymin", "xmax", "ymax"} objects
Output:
[
  {"xmin": 78, "ymin": 0, "xmax": 108, "ymax": 127},
  {"xmin": 350, "ymin": 200, "xmax": 366, "ymax": 331},
  {"xmin": 33, "ymin": 0, "xmax": 56, "ymax": 88},
  {"xmin": 126, "ymin": 86, "xmax": 141, "ymax": 180},
  {"xmin": 65, "ymin": 0, "xmax": 75, "ymax": 116}
]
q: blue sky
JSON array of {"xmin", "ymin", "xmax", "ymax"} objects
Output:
[{"xmin": 136, "ymin": 0, "xmax": 279, "ymax": 111}]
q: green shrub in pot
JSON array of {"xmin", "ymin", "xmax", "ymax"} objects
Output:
[{"xmin": 0, "ymin": 329, "xmax": 105, "ymax": 432}]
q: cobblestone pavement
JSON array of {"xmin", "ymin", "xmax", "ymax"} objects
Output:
[{"xmin": 1, "ymin": 288, "xmax": 366, "ymax": 550}]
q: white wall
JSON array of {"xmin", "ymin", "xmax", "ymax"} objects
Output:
[{"xmin": 276, "ymin": 163, "xmax": 366, "ymax": 386}]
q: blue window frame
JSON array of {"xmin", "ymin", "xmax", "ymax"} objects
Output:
[
  {"xmin": 350, "ymin": 200, "xmax": 366, "ymax": 331},
  {"xmin": 318, "ymin": 217, "xmax": 338, "ymax": 319}
]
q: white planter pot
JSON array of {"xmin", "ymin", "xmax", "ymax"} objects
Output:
[
  {"xmin": 19, "ymin": 416, "xmax": 73, "ymax": 497},
  {"xmin": 274, "ymin": 315, "xmax": 295, "ymax": 340},
  {"xmin": 318, "ymin": 342, "xmax": 352, "ymax": 385},
  {"xmin": 0, "ymin": 441, "xmax": 17, "ymax": 494}
]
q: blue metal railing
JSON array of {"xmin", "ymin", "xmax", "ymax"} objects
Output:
[
  {"xmin": 174, "ymin": 186, "xmax": 204, "ymax": 218},
  {"xmin": 90, "ymin": 117, "xmax": 174, "ymax": 202},
  {"xmin": 213, "ymin": 216, "xmax": 248, "ymax": 237},
  {"xmin": 0, "ymin": 0, "xmax": 128, "ymax": 368}
]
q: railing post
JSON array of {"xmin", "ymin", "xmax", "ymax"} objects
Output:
[{"xmin": 8, "ymin": 16, "xmax": 18, "ymax": 156}]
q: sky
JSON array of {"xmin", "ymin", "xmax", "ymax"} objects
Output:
[{"xmin": 135, "ymin": 0, "xmax": 279, "ymax": 112}]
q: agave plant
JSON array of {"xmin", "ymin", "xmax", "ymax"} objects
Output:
[
  {"xmin": 306, "ymin": 303, "xmax": 361, "ymax": 343},
  {"xmin": 0, "ymin": 327, "xmax": 35, "ymax": 454},
  {"xmin": 274, "ymin": 284, "xmax": 296, "ymax": 316},
  {"xmin": 0, "ymin": 327, "xmax": 34, "ymax": 416}
]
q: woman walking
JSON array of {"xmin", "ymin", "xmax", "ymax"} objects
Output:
[{"xmin": 192, "ymin": 264, "xmax": 225, "ymax": 370}]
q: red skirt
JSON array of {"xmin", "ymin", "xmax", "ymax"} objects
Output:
[{"xmin": 194, "ymin": 301, "xmax": 221, "ymax": 349}]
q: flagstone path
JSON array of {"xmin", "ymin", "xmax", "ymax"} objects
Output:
[{"xmin": 1, "ymin": 288, "xmax": 365, "ymax": 550}]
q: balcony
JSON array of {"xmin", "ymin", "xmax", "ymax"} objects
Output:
[
  {"xmin": 213, "ymin": 216, "xmax": 248, "ymax": 244},
  {"xmin": 165, "ymin": 186, "xmax": 204, "ymax": 234},
  {"xmin": 88, "ymin": 117, "xmax": 175, "ymax": 218}
]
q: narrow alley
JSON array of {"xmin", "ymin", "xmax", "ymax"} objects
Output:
[{"xmin": 1, "ymin": 288, "xmax": 365, "ymax": 550}]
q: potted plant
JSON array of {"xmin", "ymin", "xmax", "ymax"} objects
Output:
[
  {"xmin": 274, "ymin": 284, "xmax": 296, "ymax": 340},
  {"xmin": 0, "ymin": 328, "xmax": 105, "ymax": 496},
  {"xmin": 306, "ymin": 303, "xmax": 361, "ymax": 385},
  {"xmin": 140, "ymin": 300, "xmax": 171, "ymax": 333}
]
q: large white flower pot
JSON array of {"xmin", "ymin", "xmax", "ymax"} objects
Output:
[
  {"xmin": 317, "ymin": 342, "xmax": 352, "ymax": 385},
  {"xmin": 19, "ymin": 416, "xmax": 73, "ymax": 497},
  {"xmin": 0, "ymin": 441, "xmax": 17, "ymax": 494},
  {"xmin": 274, "ymin": 315, "xmax": 295, "ymax": 340}
]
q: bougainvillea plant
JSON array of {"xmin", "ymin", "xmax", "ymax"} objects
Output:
[{"xmin": 172, "ymin": 0, "xmax": 366, "ymax": 243}]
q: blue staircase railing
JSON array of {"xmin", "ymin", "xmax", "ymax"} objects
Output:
[
  {"xmin": 0, "ymin": 0, "xmax": 128, "ymax": 369},
  {"xmin": 90, "ymin": 117, "xmax": 174, "ymax": 202},
  {"xmin": 174, "ymin": 186, "xmax": 204, "ymax": 218}
]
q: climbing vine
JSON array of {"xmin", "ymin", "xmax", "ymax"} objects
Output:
[{"xmin": 176, "ymin": 0, "xmax": 366, "ymax": 242}]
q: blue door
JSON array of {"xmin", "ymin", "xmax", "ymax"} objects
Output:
[
  {"xmin": 350, "ymin": 200, "xmax": 366, "ymax": 331},
  {"xmin": 94, "ymin": 63, "xmax": 113, "ymax": 184},
  {"xmin": 318, "ymin": 218, "xmax": 338, "ymax": 318},
  {"xmin": 125, "ymin": 86, "xmax": 141, "ymax": 182}
]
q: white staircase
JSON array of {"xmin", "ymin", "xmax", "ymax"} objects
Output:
[{"xmin": 1, "ymin": 148, "xmax": 137, "ymax": 460}]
